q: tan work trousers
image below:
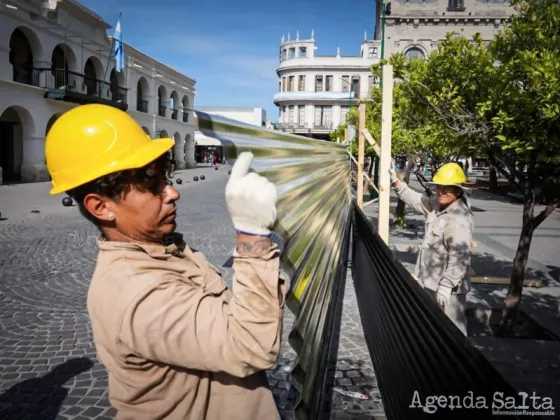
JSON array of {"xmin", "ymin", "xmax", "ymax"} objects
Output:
[{"xmin": 425, "ymin": 289, "xmax": 468, "ymax": 336}]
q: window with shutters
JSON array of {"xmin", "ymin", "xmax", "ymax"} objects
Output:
[
  {"xmin": 288, "ymin": 105, "xmax": 295, "ymax": 124},
  {"xmin": 314, "ymin": 106, "xmax": 322, "ymax": 126},
  {"xmin": 324, "ymin": 106, "xmax": 332, "ymax": 125},
  {"xmin": 298, "ymin": 105, "xmax": 305, "ymax": 126},
  {"xmin": 298, "ymin": 75, "xmax": 305, "ymax": 91},
  {"xmin": 325, "ymin": 75, "xmax": 333, "ymax": 92},
  {"xmin": 341, "ymin": 106, "xmax": 349, "ymax": 124},
  {"xmin": 288, "ymin": 76, "xmax": 294, "ymax": 91},
  {"xmin": 368, "ymin": 47, "xmax": 378, "ymax": 58},
  {"xmin": 448, "ymin": 0, "xmax": 465, "ymax": 11},
  {"xmin": 314, "ymin": 105, "xmax": 332, "ymax": 127},
  {"xmin": 315, "ymin": 75, "xmax": 323, "ymax": 92},
  {"xmin": 341, "ymin": 75, "xmax": 350, "ymax": 92},
  {"xmin": 351, "ymin": 76, "xmax": 360, "ymax": 96}
]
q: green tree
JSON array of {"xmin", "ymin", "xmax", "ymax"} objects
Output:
[
  {"xmin": 369, "ymin": 56, "xmax": 458, "ymax": 222},
  {"xmin": 376, "ymin": 0, "xmax": 560, "ymax": 332},
  {"xmin": 484, "ymin": 0, "xmax": 560, "ymax": 331}
]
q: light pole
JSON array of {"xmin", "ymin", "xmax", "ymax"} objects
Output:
[
  {"xmin": 373, "ymin": 1, "xmax": 391, "ymax": 192},
  {"xmin": 374, "ymin": 1, "xmax": 391, "ymax": 59}
]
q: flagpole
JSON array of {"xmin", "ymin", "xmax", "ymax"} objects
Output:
[
  {"xmin": 103, "ymin": 11, "xmax": 122, "ymax": 85},
  {"xmin": 122, "ymin": 16, "xmax": 128, "ymax": 107}
]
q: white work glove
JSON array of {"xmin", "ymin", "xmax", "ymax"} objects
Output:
[
  {"xmin": 436, "ymin": 285, "xmax": 453, "ymax": 307},
  {"xmin": 388, "ymin": 159, "xmax": 398, "ymax": 184},
  {"xmin": 225, "ymin": 152, "xmax": 278, "ymax": 236}
]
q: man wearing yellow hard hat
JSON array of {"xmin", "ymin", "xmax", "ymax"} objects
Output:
[
  {"xmin": 46, "ymin": 104, "xmax": 287, "ymax": 419},
  {"xmin": 389, "ymin": 161, "xmax": 474, "ymax": 335}
]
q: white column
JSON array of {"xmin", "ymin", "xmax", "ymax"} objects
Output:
[
  {"xmin": 185, "ymin": 133, "xmax": 196, "ymax": 169},
  {"xmin": 360, "ymin": 74, "xmax": 369, "ymax": 98},
  {"xmin": 306, "ymin": 104, "xmax": 313, "ymax": 129},
  {"xmin": 150, "ymin": 72, "xmax": 160, "ymax": 116},
  {"xmin": 333, "ymin": 104, "xmax": 342, "ymax": 127},
  {"xmin": 159, "ymin": 97, "xmax": 169, "ymax": 119},
  {"xmin": 21, "ymin": 136, "xmax": 49, "ymax": 182},
  {"xmin": 34, "ymin": 60, "xmax": 52, "ymax": 88},
  {"xmin": 0, "ymin": 47, "xmax": 12, "ymax": 81},
  {"xmin": 174, "ymin": 136, "xmax": 186, "ymax": 169},
  {"xmin": 127, "ymin": 71, "xmax": 137, "ymax": 111}
]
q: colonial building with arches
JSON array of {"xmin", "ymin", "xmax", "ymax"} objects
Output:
[{"xmin": 0, "ymin": 0, "xmax": 196, "ymax": 185}]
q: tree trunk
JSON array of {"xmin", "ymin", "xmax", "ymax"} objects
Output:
[
  {"xmin": 395, "ymin": 160, "xmax": 415, "ymax": 220},
  {"xmin": 362, "ymin": 157, "xmax": 373, "ymax": 196},
  {"xmin": 498, "ymin": 192, "xmax": 536, "ymax": 336},
  {"xmin": 489, "ymin": 167, "xmax": 498, "ymax": 191}
]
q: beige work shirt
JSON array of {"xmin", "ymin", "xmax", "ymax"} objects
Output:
[
  {"xmin": 395, "ymin": 182, "xmax": 474, "ymax": 295},
  {"xmin": 87, "ymin": 233, "xmax": 287, "ymax": 419}
]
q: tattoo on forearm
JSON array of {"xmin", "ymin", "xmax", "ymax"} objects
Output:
[{"xmin": 237, "ymin": 238, "xmax": 271, "ymax": 255}]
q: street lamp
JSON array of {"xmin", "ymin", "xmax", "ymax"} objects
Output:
[
  {"xmin": 371, "ymin": 0, "xmax": 391, "ymax": 187},
  {"xmin": 375, "ymin": 0, "xmax": 391, "ymax": 60}
]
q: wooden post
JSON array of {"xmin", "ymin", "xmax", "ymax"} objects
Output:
[
  {"xmin": 357, "ymin": 101, "xmax": 366, "ymax": 209},
  {"xmin": 378, "ymin": 65, "xmax": 393, "ymax": 244}
]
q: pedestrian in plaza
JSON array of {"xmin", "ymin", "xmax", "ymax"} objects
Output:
[
  {"xmin": 389, "ymin": 161, "xmax": 474, "ymax": 335},
  {"xmin": 45, "ymin": 104, "xmax": 287, "ymax": 420}
]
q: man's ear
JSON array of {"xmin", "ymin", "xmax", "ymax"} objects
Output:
[{"xmin": 83, "ymin": 194, "xmax": 114, "ymax": 223}]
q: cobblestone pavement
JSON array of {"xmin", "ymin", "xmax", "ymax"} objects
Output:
[{"xmin": 0, "ymin": 166, "xmax": 383, "ymax": 420}]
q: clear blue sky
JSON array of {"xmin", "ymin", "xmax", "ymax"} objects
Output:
[{"xmin": 80, "ymin": 0, "xmax": 378, "ymax": 122}]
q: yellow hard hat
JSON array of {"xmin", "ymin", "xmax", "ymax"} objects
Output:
[
  {"xmin": 45, "ymin": 104, "xmax": 174, "ymax": 195},
  {"xmin": 431, "ymin": 162, "xmax": 467, "ymax": 186}
]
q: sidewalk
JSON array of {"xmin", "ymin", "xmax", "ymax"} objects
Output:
[{"xmin": 362, "ymin": 179, "xmax": 560, "ymax": 412}]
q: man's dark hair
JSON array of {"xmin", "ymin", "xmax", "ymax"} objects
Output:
[{"xmin": 67, "ymin": 153, "xmax": 173, "ymax": 226}]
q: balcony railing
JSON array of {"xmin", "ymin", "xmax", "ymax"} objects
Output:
[
  {"xmin": 158, "ymin": 105, "xmax": 166, "ymax": 117},
  {"xmin": 313, "ymin": 122, "xmax": 333, "ymax": 130},
  {"xmin": 111, "ymin": 87, "xmax": 127, "ymax": 103},
  {"xmin": 171, "ymin": 109, "xmax": 178, "ymax": 120},
  {"xmin": 16, "ymin": 67, "xmax": 129, "ymax": 109},
  {"xmin": 183, "ymin": 112, "xmax": 189, "ymax": 123},
  {"xmin": 278, "ymin": 122, "xmax": 307, "ymax": 130},
  {"xmin": 274, "ymin": 91, "xmax": 356, "ymax": 102},
  {"xmin": 137, "ymin": 99, "xmax": 148, "ymax": 113},
  {"xmin": 12, "ymin": 65, "xmax": 41, "ymax": 86}
]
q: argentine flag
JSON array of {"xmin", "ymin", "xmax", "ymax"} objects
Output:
[{"xmin": 113, "ymin": 15, "xmax": 125, "ymax": 72}]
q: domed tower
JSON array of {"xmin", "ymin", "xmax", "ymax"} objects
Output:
[{"xmin": 279, "ymin": 30, "xmax": 316, "ymax": 62}]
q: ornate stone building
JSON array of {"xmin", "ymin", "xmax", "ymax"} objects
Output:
[{"xmin": 381, "ymin": 0, "xmax": 513, "ymax": 59}]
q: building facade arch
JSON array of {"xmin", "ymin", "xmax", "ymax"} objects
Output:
[
  {"xmin": 0, "ymin": 1, "xmax": 196, "ymax": 185},
  {"xmin": 169, "ymin": 90, "xmax": 180, "ymax": 120}
]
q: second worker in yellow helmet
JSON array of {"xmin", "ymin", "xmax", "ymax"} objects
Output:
[{"xmin": 389, "ymin": 161, "xmax": 474, "ymax": 335}]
